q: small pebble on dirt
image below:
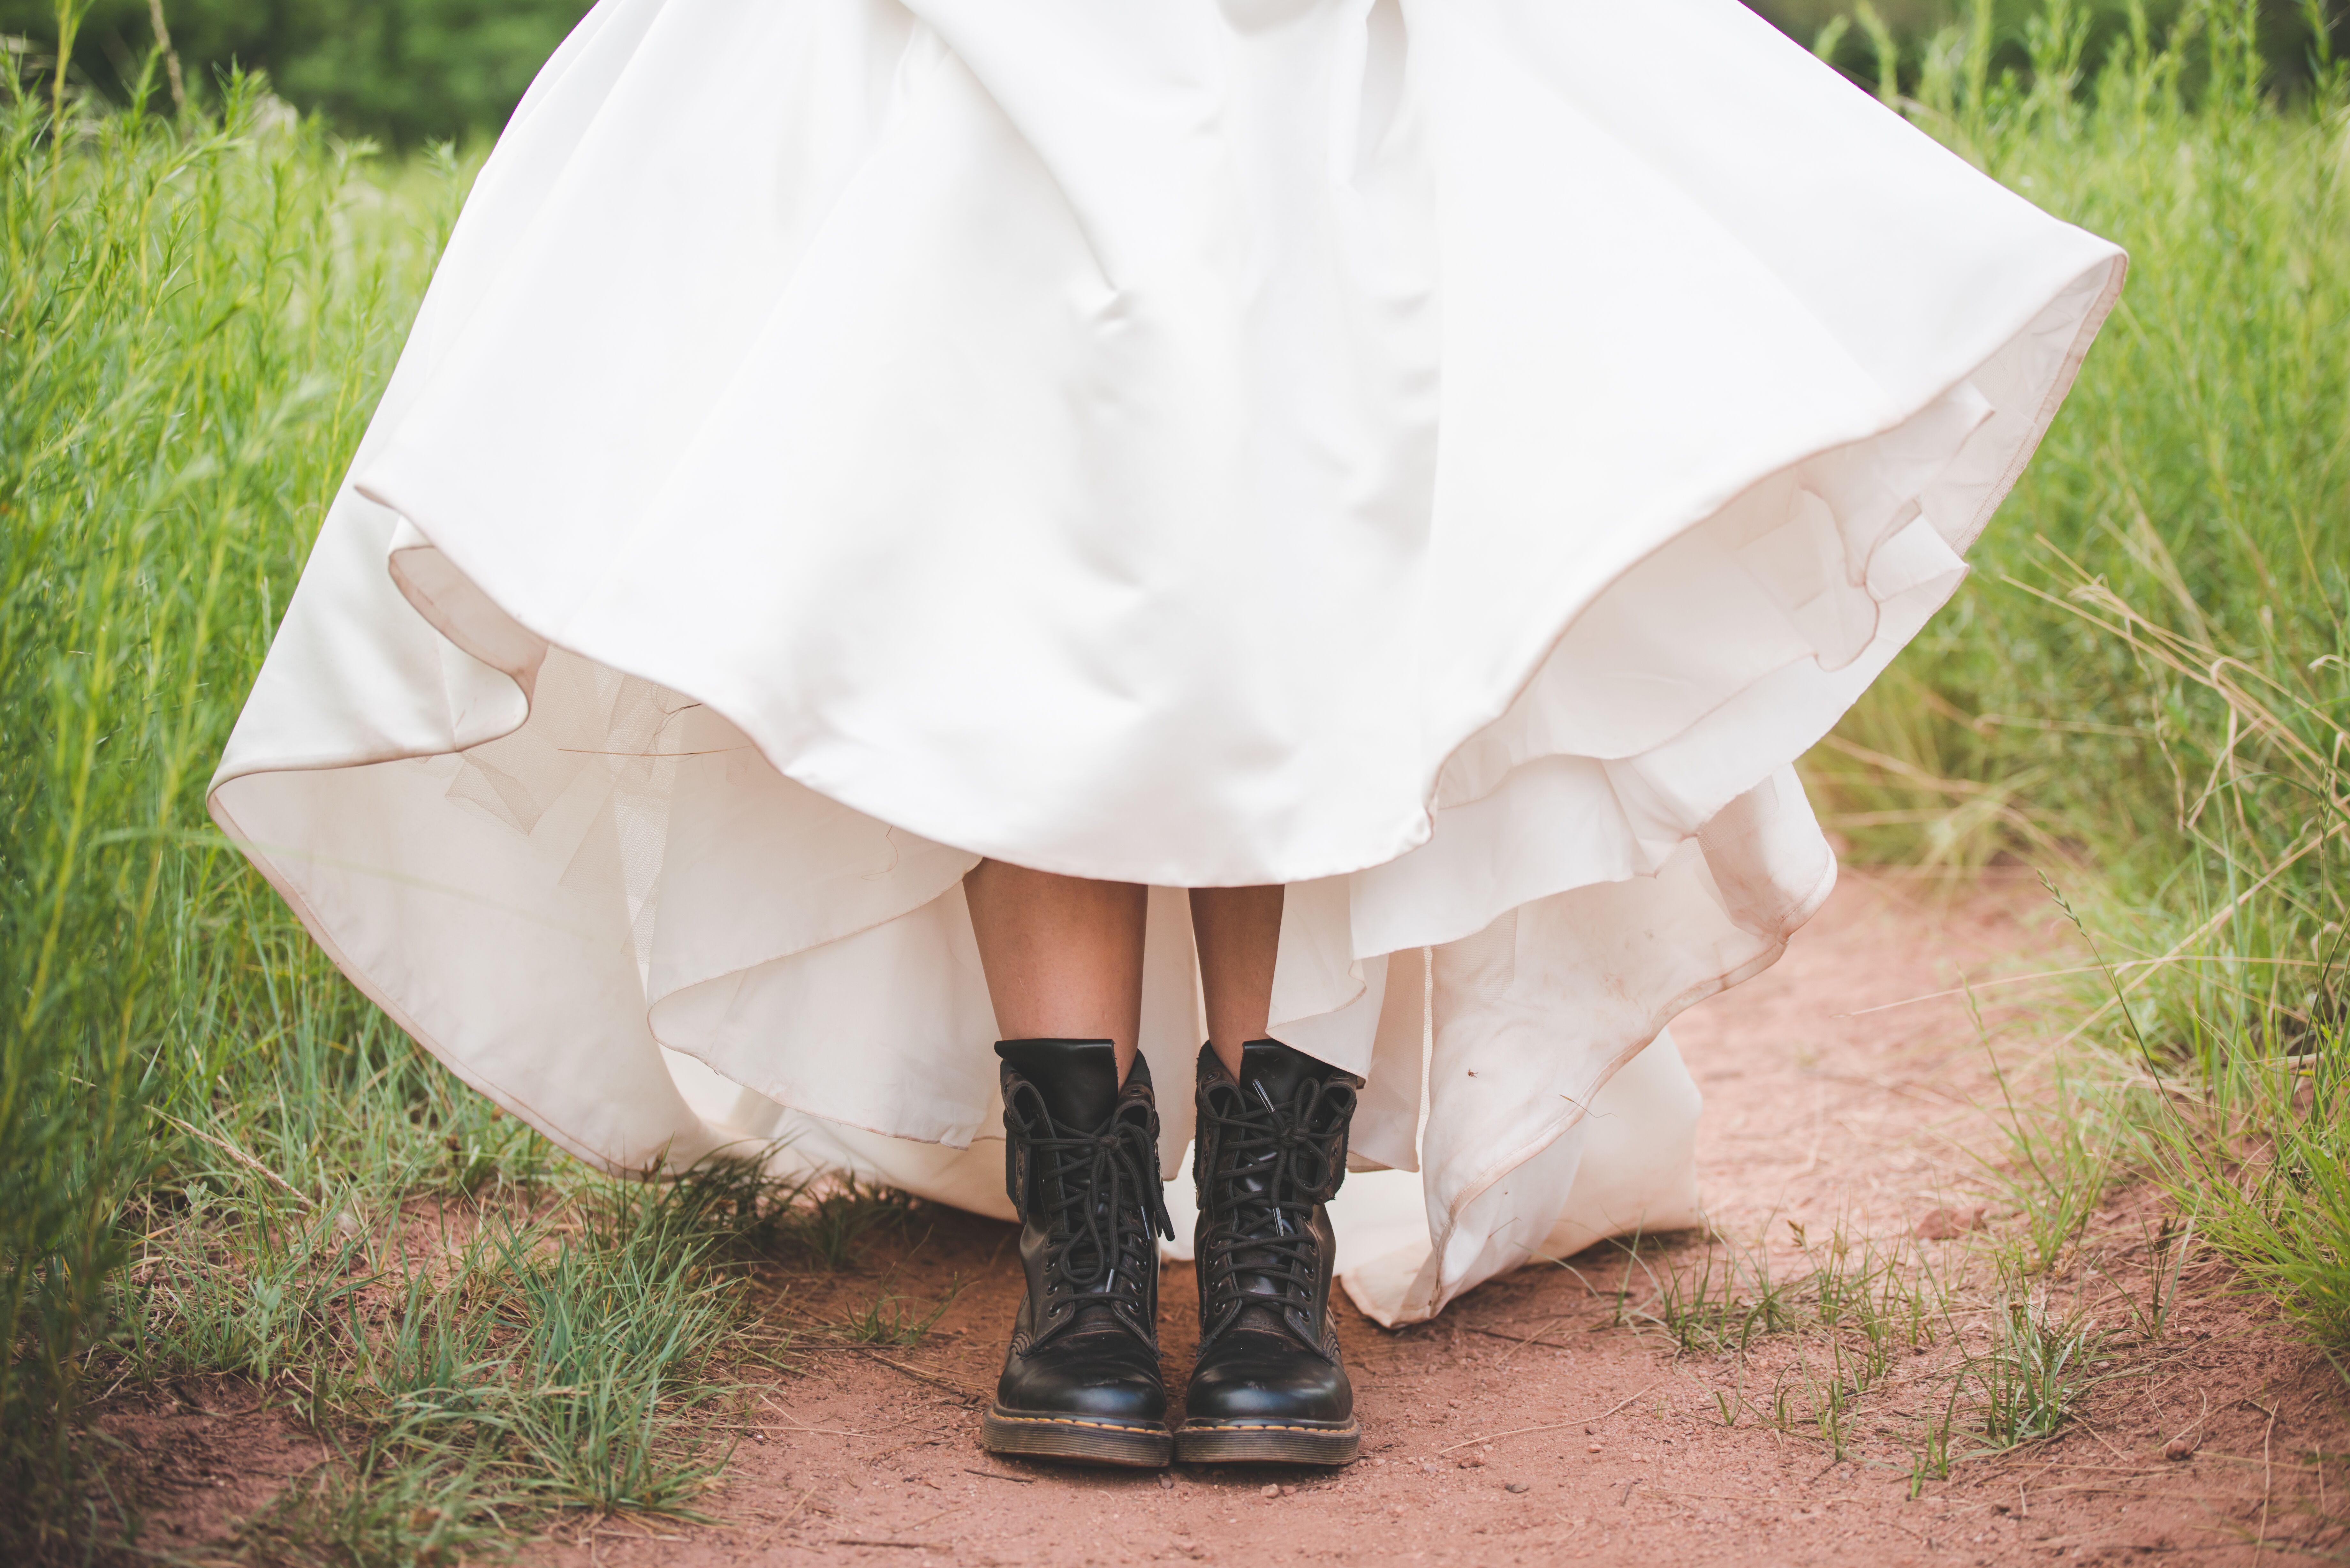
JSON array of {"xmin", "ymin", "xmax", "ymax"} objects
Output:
[
  {"xmin": 1281, "ymin": 1485, "xmax": 1297, "ymax": 1496},
  {"xmin": 1587, "ymin": 1443, "xmax": 1603, "ymax": 1453},
  {"xmin": 1158, "ymin": 1473, "xmax": 1175, "ymax": 1489},
  {"xmin": 1506, "ymin": 1482, "xmax": 1530, "ymax": 1493},
  {"xmin": 1458, "ymin": 1455, "xmax": 1485, "ymax": 1468},
  {"xmin": 2164, "ymin": 1435, "xmax": 2198, "ymax": 1460},
  {"xmin": 1262, "ymin": 1483, "xmax": 1281, "ymax": 1498}
]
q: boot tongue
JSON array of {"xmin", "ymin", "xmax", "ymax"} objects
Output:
[
  {"xmin": 995, "ymin": 1038, "xmax": 1122, "ymax": 1131},
  {"xmin": 1234, "ymin": 1037, "xmax": 1324, "ymax": 1109}
]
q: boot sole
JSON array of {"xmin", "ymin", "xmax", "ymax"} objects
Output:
[
  {"xmin": 1174, "ymin": 1417, "xmax": 1361, "ymax": 1466},
  {"xmin": 981, "ymin": 1407, "xmax": 1174, "ymax": 1468}
]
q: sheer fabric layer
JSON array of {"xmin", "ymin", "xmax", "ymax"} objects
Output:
[{"xmin": 210, "ymin": 0, "xmax": 2122, "ymax": 1323}]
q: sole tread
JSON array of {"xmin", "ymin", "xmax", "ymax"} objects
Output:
[
  {"xmin": 980, "ymin": 1407, "xmax": 1173, "ymax": 1468},
  {"xmin": 1173, "ymin": 1419, "xmax": 1360, "ymax": 1466}
]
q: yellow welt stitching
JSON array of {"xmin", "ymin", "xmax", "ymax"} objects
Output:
[
  {"xmin": 987, "ymin": 1413, "xmax": 1167, "ymax": 1434},
  {"xmin": 1179, "ymin": 1422, "xmax": 1360, "ymax": 1434}
]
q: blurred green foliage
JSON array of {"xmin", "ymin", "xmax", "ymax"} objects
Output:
[
  {"xmin": 0, "ymin": 0, "xmax": 592, "ymax": 144},
  {"xmin": 4, "ymin": 1, "xmax": 2344, "ymax": 145},
  {"xmin": 1753, "ymin": 0, "xmax": 2349, "ymax": 95}
]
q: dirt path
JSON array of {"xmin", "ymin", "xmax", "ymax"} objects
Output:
[
  {"xmin": 503, "ymin": 870, "xmax": 2344, "ymax": 1567},
  {"xmin": 100, "ymin": 871, "xmax": 2347, "ymax": 1565}
]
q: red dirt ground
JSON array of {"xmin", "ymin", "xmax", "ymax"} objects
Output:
[{"xmin": 95, "ymin": 871, "xmax": 2350, "ymax": 1565}]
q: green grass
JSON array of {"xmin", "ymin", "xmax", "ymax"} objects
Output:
[
  {"xmin": 0, "ymin": 57, "xmax": 883, "ymax": 1563},
  {"xmin": 1798, "ymin": 0, "xmax": 2350, "ymax": 1352},
  {"xmin": 2139, "ymin": 1012, "xmax": 2350, "ymax": 1345},
  {"xmin": 0, "ymin": 65, "xmax": 463, "ymax": 1555},
  {"xmin": 1608, "ymin": 1207, "xmax": 2147, "ymax": 1487},
  {"xmin": 4, "ymin": 0, "xmax": 2349, "ymax": 1559},
  {"xmin": 1565, "ymin": 0, "xmax": 2350, "ymax": 1501}
]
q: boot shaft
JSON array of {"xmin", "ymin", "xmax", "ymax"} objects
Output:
[{"xmin": 995, "ymin": 1039, "xmax": 1170, "ymax": 1348}]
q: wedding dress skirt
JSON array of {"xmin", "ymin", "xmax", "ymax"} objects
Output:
[{"xmin": 208, "ymin": 0, "xmax": 2122, "ymax": 1325}]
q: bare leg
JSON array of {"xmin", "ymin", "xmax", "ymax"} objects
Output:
[
  {"xmin": 1189, "ymin": 885, "xmax": 1284, "ymax": 1079},
  {"xmin": 964, "ymin": 859, "xmax": 1148, "ymax": 1081}
]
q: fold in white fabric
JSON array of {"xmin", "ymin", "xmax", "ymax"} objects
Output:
[{"xmin": 209, "ymin": 0, "xmax": 2122, "ymax": 1324}]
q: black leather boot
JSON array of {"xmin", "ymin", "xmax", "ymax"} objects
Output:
[
  {"xmin": 980, "ymin": 1038, "xmax": 1175, "ymax": 1467},
  {"xmin": 1176, "ymin": 1038, "xmax": 1362, "ymax": 1465}
]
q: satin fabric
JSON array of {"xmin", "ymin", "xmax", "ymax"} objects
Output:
[{"xmin": 209, "ymin": 0, "xmax": 2121, "ymax": 1324}]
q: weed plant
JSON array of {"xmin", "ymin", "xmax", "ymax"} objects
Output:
[
  {"xmin": 1617, "ymin": 1214, "xmax": 2127, "ymax": 1485},
  {"xmin": 2148, "ymin": 1015, "xmax": 2350, "ymax": 1343}
]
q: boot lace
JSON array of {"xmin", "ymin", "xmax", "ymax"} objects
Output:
[
  {"xmin": 1004, "ymin": 1077, "xmax": 1172, "ymax": 1346},
  {"xmin": 1196, "ymin": 1074, "xmax": 1356, "ymax": 1350}
]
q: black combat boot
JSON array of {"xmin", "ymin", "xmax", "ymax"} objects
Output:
[
  {"xmin": 1176, "ymin": 1038, "xmax": 1362, "ymax": 1465},
  {"xmin": 980, "ymin": 1039, "xmax": 1175, "ymax": 1467}
]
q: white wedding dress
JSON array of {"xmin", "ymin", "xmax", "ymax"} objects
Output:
[{"xmin": 208, "ymin": 0, "xmax": 2122, "ymax": 1325}]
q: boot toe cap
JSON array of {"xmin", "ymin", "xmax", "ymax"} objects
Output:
[
  {"xmin": 1185, "ymin": 1333, "xmax": 1352, "ymax": 1424},
  {"xmin": 998, "ymin": 1334, "xmax": 1169, "ymax": 1424}
]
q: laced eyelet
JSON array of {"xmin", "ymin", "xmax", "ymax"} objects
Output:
[
  {"xmin": 1194, "ymin": 1076, "xmax": 1355, "ymax": 1351},
  {"xmin": 1002, "ymin": 1077, "xmax": 1172, "ymax": 1349}
]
